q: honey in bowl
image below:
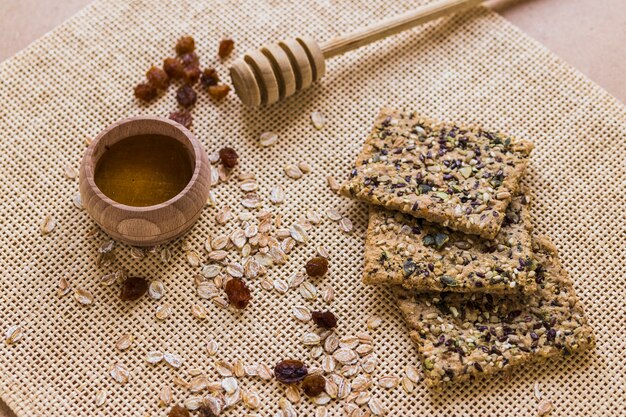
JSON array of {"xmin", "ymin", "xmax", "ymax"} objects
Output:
[{"xmin": 93, "ymin": 134, "xmax": 194, "ymax": 207}]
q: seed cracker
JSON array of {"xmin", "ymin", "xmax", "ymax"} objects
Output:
[
  {"xmin": 340, "ymin": 108, "xmax": 533, "ymax": 239},
  {"xmin": 394, "ymin": 236, "xmax": 595, "ymax": 389},
  {"xmin": 364, "ymin": 191, "xmax": 536, "ymax": 294}
]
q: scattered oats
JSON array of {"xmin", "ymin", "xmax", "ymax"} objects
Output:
[
  {"xmin": 98, "ymin": 240, "xmax": 115, "ymax": 254},
  {"xmin": 273, "ymin": 278, "xmax": 289, "ymax": 294},
  {"xmin": 401, "ymin": 375, "xmax": 415, "ymax": 394},
  {"xmin": 158, "ymin": 386, "xmax": 172, "ymax": 407},
  {"xmin": 191, "ymin": 304, "xmax": 208, "ymax": 320},
  {"xmin": 209, "ymin": 151, "xmax": 221, "ymax": 164},
  {"xmin": 5, "ymin": 325, "xmax": 23, "ymax": 345},
  {"xmin": 276, "ymin": 228, "xmax": 291, "ymax": 239},
  {"xmin": 288, "ymin": 272, "xmax": 305, "ymax": 289},
  {"xmin": 222, "ymin": 377, "xmax": 238, "ymax": 394},
  {"xmin": 213, "ymin": 297, "xmax": 228, "ymax": 310},
  {"xmin": 244, "ymin": 224, "xmax": 258, "ymax": 238},
  {"xmin": 325, "ymin": 208, "xmax": 342, "ymax": 221},
  {"xmin": 324, "ymin": 333, "xmax": 339, "ymax": 353},
  {"xmin": 337, "ymin": 377, "xmax": 352, "ymax": 399},
  {"xmin": 281, "ymin": 237, "xmax": 296, "ymax": 254},
  {"xmin": 354, "ymin": 391, "xmax": 372, "ymax": 406},
  {"xmin": 206, "ymin": 381, "xmax": 222, "ymax": 392},
  {"xmin": 269, "ymin": 185, "xmax": 285, "ymax": 204},
  {"xmin": 298, "ymin": 161, "xmax": 312, "ymax": 174},
  {"xmin": 226, "ymin": 262, "xmax": 244, "ymax": 278},
  {"xmin": 310, "ymin": 111, "xmax": 325, "ymax": 130},
  {"xmin": 215, "ymin": 360, "xmax": 234, "ymax": 377},
  {"xmin": 209, "ymin": 250, "xmax": 229, "ymax": 262},
  {"xmin": 145, "ymin": 351, "xmax": 164, "ymax": 364},
  {"xmin": 190, "ymin": 375, "xmax": 210, "ymax": 393},
  {"xmin": 210, "ymin": 165, "xmax": 220, "ymax": 186},
  {"xmin": 188, "ymin": 367, "xmax": 203, "ymax": 376},
  {"xmin": 300, "ymin": 281, "xmax": 317, "ymax": 300},
  {"xmin": 62, "ymin": 161, "xmax": 78, "ymax": 179},
  {"xmin": 404, "ymin": 365, "xmax": 419, "ymax": 383},
  {"xmin": 72, "ymin": 193, "xmax": 83, "ymax": 209},
  {"xmin": 326, "ymin": 175, "xmax": 340, "ymax": 192},
  {"xmin": 339, "ymin": 217, "xmax": 354, "ymax": 233},
  {"xmin": 84, "ymin": 136, "xmax": 93, "ymax": 146},
  {"xmin": 163, "ymin": 352, "xmax": 182, "ymax": 368},
  {"xmin": 316, "ymin": 246, "xmax": 330, "ymax": 259},
  {"xmin": 160, "ymin": 247, "xmax": 172, "ymax": 263},
  {"xmin": 242, "ymin": 388, "xmax": 261, "ymax": 409},
  {"xmin": 292, "ymin": 305, "xmax": 312, "ymax": 322},
  {"xmin": 260, "ymin": 278, "xmax": 274, "ymax": 291},
  {"xmin": 244, "ymin": 364, "xmax": 259, "ymax": 377},
  {"xmin": 174, "ymin": 374, "xmax": 190, "ymax": 388},
  {"xmin": 97, "ymin": 251, "xmax": 115, "ymax": 267},
  {"xmin": 302, "ymin": 332, "xmax": 322, "ymax": 346},
  {"xmin": 289, "ymin": 223, "xmax": 308, "ymax": 243},
  {"xmin": 241, "ymin": 192, "xmax": 262, "ymax": 209},
  {"xmin": 211, "ymin": 235, "xmax": 229, "ymax": 250},
  {"xmin": 285, "ymin": 385, "xmax": 301, "ymax": 403},
  {"xmin": 284, "ymin": 164, "xmax": 303, "ymax": 179},
  {"xmin": 182, "ymin": 241, "xmax": 194, "ymax": 251},
  {"xmin": 244, "ymin": 257, "xmax": 260, "ymax": 279},
  {"xmin": 217, "ymin": 165, "xmax": 230, "ymax": 182},
  {"xmin": 306, "ymin": 209, "xmax": 321, "ymax": 225},
  {"xmin": 110, "ymin": 362, "xmax": 130, "ymax": 384},
  {"xmin": 361, "ymin": 354, "xmax": 378, "ymax": 374},
  {"xmin": 233, "ymin": 359, "xmax": 245, "ymax": 378},
  {"xmin": 356, "ymin": 344, "xmax": 373, "ymax": 356},
  {"xmin": 115, "ymin": 334, "xmax": 134, "ymax": 351},
  {"xmin": 207, "ymin": 190, "xmax": 217, "ymax": 206},
  {"xmin": 203, "ymin": 395, "xmax": 224, "ymax": 415},
  {"xmin": 538, "ymin": 399, "xmax": 554, "ymax": 416},
  {"xmin": 130, "ymin": 246, "xmax": 145, "ymax": 259},
  {"xmin": 320, "ymin": 284, "xmax": 334, "ymax": 304},
  {"xmin": 207, "ymin": 340, "xmax": 219, "ymax": 356},
  {"xmin": 74, "ymin": 287, "xmax": 94, "ymax": 306},
  {"xmin": 95, "ymin": 389, "xmax": 107, "ymax": 407},
  {"xmin": 186, "ymin": 250, "xmax": 202, "ymax": 267},
  {"xmin": 321, "ymin": 355, "xmax": 336, "ymax": 373},
  {"xmin": 333, "ymin": 348, "xmax": 358, "ymax": 364},
  {"xmin": 202, "ymin": 264, "xmax": 221, "ymax": 278},
  {"xmin": 378, "ymin": 375, "xmax": 400, "ymax": 389},
  {"xmin": 184, "ymin": 395, "xmax": 203, "ymax": 411},
  {"xmin": 259, "ymin": 131, "xmax": 278, "ymax": 147},
  {"xmin": 197, "ymin": 282, "xmax": 219, "ymax": 299},
  {"xmin": 216, "ymin": 206, "xmax": 234, "ymax": 225},
  {"xmin": 339, "ymin": 335, "xmax": 359, "ymax": 349},
  {"xmin": 149, "ymin": 280, "xmax": 165, "ymax": 300},
  {"xmin": 357, "ymin": 331, "xmax": 373, "ymax": 345},
  {"xmin": 41, "ymin": 215, "xmax": 56, "ymax": 235},
  {"xmin": 366, "ymin": 315, "xmax": 382, "ymax": 330},
  {"xmin": 352, "ymin": 375, "xmax": 373, "ymax": 392},
  {"xmin": 534, "ymin": 381, "xmax": 542, "ymax": 400},
  {"xmin": 257, "ymin": 363, "xmax": 273, "ymax": 380},
  {"xmin": 368, "ymin": 397, "xmax": 386, "ymax": 416},
  {"xmin": 156, "ymin": 303, "xmax": 173, "ymax": 320},
  {"xmin": 311, "ymin": 392, "xmax": 331, "ymax": 405},
  {"xmin": 279, "ymin": 398, "xmax": 297, "ymax": 416},
  {"xmin": 315, "ymin": 406, "xmax": 329, "ymax": 417},
  {"xmin": 57, "ymin": 276, "xmax": 72, "ymax": 297},
  {"xmin": 240, "ymin": 179, "xmax": 259, "ymax": 192},
  {"xmin": 311, "ymin": 345, "xmax": 324, "ymax": 359}
]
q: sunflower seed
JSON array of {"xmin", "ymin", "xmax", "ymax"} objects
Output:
[
  {"xmin": 57, "ymin": 276, "xmax": 71, "ymax": 297},
  {"xmin": 221, "ymin": 377, "xmax": 238, "ymax": 394},
  {"xmin": 110, "ymin": 362, "xmax": 129, "ymax": 384},
  {"xmin": 259, "ymin": 131, "xmax": 278, "ymax": 147},
  {"xmin": 292, "ymin": 305, "xmax": 312, "ymax": 322},
  {"xmin": 339, "ymin": 217, "xmax": 354, "ymax": 233},
  {"xmin": 62, "ymin": 161, "xmax": 77, "ymax": 179},
  {"xmin": 361, "ymin": 353, "xmax": 378, "ymax": 374},
  {"xmin": 41, "ymin": 215, "xmax": 56, "ymax": 235},
  {"xmin": 115, "ymin": 334, "xmax": 134, "ymax": 351},
  {"xmin": 164, "ymin": 352, "xmax": 182, "ymax": 368},
  {"xmin": 334, "ymin": 348, "xmax": 358, "ymax": 364},
  {"xmin": 191, "ymin": 304, "xmax": 208, "ymax": 320},
  {"xmin": 266, "ymin": 186, "xmax": 286, "ymax": 206},
  {"xmin": 5, "ymin": 325, "xmax": 23, "ymax": 345},
  {"xmin": 366, "ymin": 315, "xmax": 382, "ymax": 330},
  {"xmin": 302, "ymin": 332, "xmax": 321, "ymax": 346},
  {"xmin": 273, "ymin": 278, "xmax": 289, "ymax": 294},
  {"xmin": 310, "ymin": 111, "xmax": 325, "ymax": 130},
  {"xmin": 404, "ymin": 365, "xmax": 419, "ymax": 383},
  {"xmin": 149, "ymin": 280, "xmax": 165, "ymax": 300},
  {"xmin": 368, "ymin": 397, "xmax": 386, "ymax": 415},
  {"xmin": 145, "ymin": 351, "xmax": 164, "ymax": 364},
  {"xmin": 74, "ymin": 288, "xmax": 94, "ymax": 306},
  {"xmin": 158, "ymin": 386, "xmax": 172, "ymax": 406},
  {"xmin": 241, "ymin": 192, "xmax": 262, "ymax": 209},
  {"xmin": 95, "ymin": 389, "xmax": 107, "ymax": 407},
  {"xmin": 215, "ymin": 360, "xmax": 233, "ymax": 377},
  {"xmin": 155, "ymin": 303, "xmax": 173, "ymax": 320},
  {"xmin": 325, "ymin": 208, "xmax": 342, "ymax": 221}
]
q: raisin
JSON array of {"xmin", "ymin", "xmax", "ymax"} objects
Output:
[
  {"xmin": 218, "ymin": 39, "xmax": 235, "ymax": 59},
  {"xmin": 302, "ymin": 374, "xmax": 325, "ymax": 397},
  {"xmin": 168, "ymin": 405, "xmax": 190, "ymax": 417},
  {"xmin": 176, "ymin": 85, "xmax": 197, "ymax": 107},
  {"xmin": 182, "ymin": 66, "xmax": 201, "ymax": 85},
  {"xmin": 305, "ymin": 257, "xmax": 328, "ymax": 277},
  {"xmin": 208, "ymin": 84, "xmax": 230, "ymax": 100},
  {"xmin": 200, "ymin": 68, "xmax": 220, "ymax": 88},
  {"xmin": 224, "ymin": 278, "xmax": 251, "ymax": 309},
  {"xmin": 134, "ymin": 83, "xmax": 157, "ymax": 102},
  {"xmin": 163, "ymin": 57, "xmax": 184, "ymax": 80},
  {"xmin": 146, "ymin": 66, "xmax": 170, "ymax": 90},
  {"xmin": 169, "ymin": 110, "xmax": 192, "ymax": 129},
  {"xmin": 197, "ymin": 405, "xmax": 216, "ymax": 417},
  {"xmin": 175, "ymin": 36, "xmax": 195, "ymax": 55},
  {"xmin": 120, "ymin": 277, "xmax": 149, "ymax": 301},
  {"xmin": 274, "ymin": 359, "xmax": 308, "ymax": 384},
  {"xmin": 180, "ymin": 52, "xmax": 200, "ymax": 69},
  {"xmin": 311, "ymin": 311, "xmax": 337, "ymax": 329},
  {"xmin": 219, "ymin": 147, "xmax": 238, "ymax": 168}
]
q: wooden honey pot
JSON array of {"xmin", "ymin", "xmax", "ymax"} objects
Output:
[{"xmin": 79, "ymin": 116, "xmax": 211, "ymax": 246}]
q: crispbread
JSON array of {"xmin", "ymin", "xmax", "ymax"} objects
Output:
[
  {"xmin": 364, "ymin": 191, "xmax": 536, "ymax": 294},
  {"xmin": 394, "ymin": 236, "xmax": 595, "ymax": 389},
  {"xmin": 340, "ymin": 108, "xmax": 533, "ymax": 239}
]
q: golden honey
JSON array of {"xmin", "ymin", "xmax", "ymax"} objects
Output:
[{"xmin": 94, "ymin": 134, "xmax": 193, "ymax": 207}]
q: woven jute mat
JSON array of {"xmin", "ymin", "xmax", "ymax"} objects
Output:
[{"xmin": 0, "ymin": 0, "xmax": 624, "ymax": 416}]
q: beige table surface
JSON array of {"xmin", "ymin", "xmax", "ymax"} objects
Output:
[{"xmin": 0, "ymin": 0, "xmax": 624, "ymax": 416}]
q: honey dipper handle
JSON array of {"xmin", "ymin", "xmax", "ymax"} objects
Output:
[{"xmin": 319, "ymin": 0, "xmax": 483, "ymax": 58}]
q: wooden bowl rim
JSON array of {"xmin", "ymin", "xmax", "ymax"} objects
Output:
[{"xmin": 83, "ymin": 115, "xmax": 205, "ymax": 213}]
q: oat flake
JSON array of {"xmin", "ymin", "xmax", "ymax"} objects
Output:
[{"xmin": 259, "ymin": 131, "xmax": 278, "ymax": 147}]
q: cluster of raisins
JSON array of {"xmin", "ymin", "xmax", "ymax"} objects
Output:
[{"xmin": 133, "ymin": 35, "xmax": 235, "ymax": 129}]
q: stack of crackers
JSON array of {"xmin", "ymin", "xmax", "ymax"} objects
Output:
[{"xmin": 340, "ymin": 108, "xmax": 595, "ymax": 388}]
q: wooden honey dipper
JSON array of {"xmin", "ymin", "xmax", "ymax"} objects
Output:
[{"xmin": 230, "ymin": 0, "xmax": 483, "ymax": 107}]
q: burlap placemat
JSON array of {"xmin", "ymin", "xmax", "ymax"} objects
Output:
[{"xmin": 0, "ymin": 1, "xmax": 624, "ymax": 416}]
